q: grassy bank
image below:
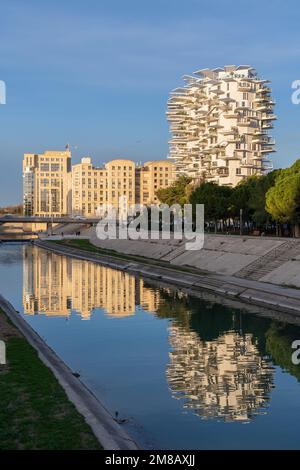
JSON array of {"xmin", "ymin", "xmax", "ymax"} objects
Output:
[
  {"xmin": 0, "ymin": 309, "xmax": 102, "ymax": 450},
  {"xmin": 54, "ymin": 238, "xmax": 167, "ymax": 264},
  {"xmin": 52, "ymin": 239, "xmax": 207, "ymax": 275}
]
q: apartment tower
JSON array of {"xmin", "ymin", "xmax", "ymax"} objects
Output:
[
  {"xmin": 71, "ymin": 158, "xmax": 175, "ymax": 217},
  {"xmin": 23, "ymin": 150, "xmax": 71, "ymax": 216},
  {"xmin": 167, "ymin": 65, "xmax": 276, "ymax": 186}
]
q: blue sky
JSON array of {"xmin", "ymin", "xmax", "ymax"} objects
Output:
[{"xmin": 1, "ymin": 0, "xmax": 300, "ymax": 204}]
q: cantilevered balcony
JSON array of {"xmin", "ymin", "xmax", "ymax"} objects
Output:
[
  {"xmin": 261, "ymin": 147, "xmax": 276, "ymax": 153},
  {"xmin": 261, "ymin": 114, "xmax": 277, "ymax": 121}
]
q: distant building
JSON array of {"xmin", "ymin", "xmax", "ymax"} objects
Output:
[
  {"xmin": 105, "ymin": 159, "xmax": 136, "ymax": 211},
  {"xmin": 71, "ymin": 157, "xmax": 175, "ymax": 217},
  {"xmin": 71, "ymin": 157, "xmax": 108, "ymax": 217},
  {"xmin": 23, "ymin": 150, "xmax": 175, "ymax": 217},
  {"xmin": 23, "ymin": 150, "xmax": 71, "ymax": 216},
  {"xmin": 136, "ymin": 160, "xmax": 175, "ymax": 206},
  {"xmin": 167, "ymin": 65, "xmax": 276, "ymax": 186}
]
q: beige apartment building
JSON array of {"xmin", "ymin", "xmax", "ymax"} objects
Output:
[
  {"xmin": 23, "ymin": 150, "xmax": 71, "ymax": 216},
  {"xmin": 136, "ymin": 160, "xmax": 175, "ymax": 206},
  {"xmin": 23, "ymin": 150, "xmax": 175, "ymax": 217},
  {"xmin": 167, "ymin": 65, "xmax": 276, "ymax": 186},
  {"xmin": 72, "ymin": 157, "xmax": 108, "ymax": 217},
  {"xmin": 71, "ymin": 157, "xmax": 175, "ymax": 217}
]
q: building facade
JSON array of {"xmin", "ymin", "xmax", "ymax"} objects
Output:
[
  {"xmin": 23, "ymin": 151, "xmax": 175, "ymax": 217},
  {"xmin": 23, "ymin": 150, "xmax": 72, "ymax": 216},
  {"xmin": 71, "ymin": 157, "xmax": 175, "ymax": 217},
  {"xmin": 136, "ymin": 160, "xmax": 175, "ymax": 206},
  {"xmin": 167, "ymin": 65, "xmax": 276, "ymax": 186},
  {"xmin": 72, "ymin": 157, "xmax": 108, "ymax": 217}
]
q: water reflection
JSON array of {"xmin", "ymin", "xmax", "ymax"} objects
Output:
[
  {"xmin": 23, "ymin": 245, "xmax": 161, "ymax": 318},
  {"xmin": 21, "ymin": 245, "xmax": 300, "ymax": 424},
  {"xmin": 167, "ymin": 326, "xmax": 274, "ymax": 422}
]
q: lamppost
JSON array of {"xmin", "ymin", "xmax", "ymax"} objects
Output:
[{"xmin": 240, "ymin": 208, "xmax": 243, "ymax": 236}]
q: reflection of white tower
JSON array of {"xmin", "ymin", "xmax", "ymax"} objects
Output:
[{"xmin": 167, "ymin": 326, "xmax": 274, "ymax": 422}]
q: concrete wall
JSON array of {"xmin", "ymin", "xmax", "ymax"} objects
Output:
[
  {"xmin": 261, "ymin": 260, "xmax": 300, "ymax": 288},
  {"xmin": 88, "ymin": 228, "xmax": 290, "ymax": 277}
]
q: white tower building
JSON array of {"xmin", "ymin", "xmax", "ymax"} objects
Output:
[{"xmin": 167, "ymin": 65, "xmax": 276, "ymax": 186}]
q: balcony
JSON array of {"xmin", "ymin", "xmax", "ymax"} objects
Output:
[
  {"xmin": 261, "ymin": 123, "xmax": 274, "ymax": 129},
  {"xmin": 257, "ymin": 87, "xmax": 272, "ymax": 94},
  {"xmin": 261, "ymin": 114, "xmax": 277, "ymax": 120},
  {"xmin": 261, "ymin": 147, "xmax": 276, "ymax": 153},
  {"xmin": 238, "ymin": 83, "xmax": 255, "ymax": 92},
  {"xmin": 237, "ymin": 118, "xmax": 252, "ymax": 126}
]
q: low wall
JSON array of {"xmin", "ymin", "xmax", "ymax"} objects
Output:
[{"xmin": 86, "ymin": 227, "xmax": 300, "ymax": 287}]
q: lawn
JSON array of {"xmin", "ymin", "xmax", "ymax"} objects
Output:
[
  {"xmin": 53, "ymin": 238, "xmax": 206, "ymax": 275},
  {"xmin": 0, "ymin": 309, "xmax": 102, "ymax": 450}
]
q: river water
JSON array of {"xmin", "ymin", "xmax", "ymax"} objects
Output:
[{"xmin": 1, "ymin": 243, "xmax": 300, "ymax": 449}]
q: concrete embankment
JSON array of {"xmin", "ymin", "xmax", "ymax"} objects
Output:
[
  {"xmin": 34, "ymin": 237, "xmax": 300, "ymax": 318},
  {"xmin": 0, "ymin": 294, "xmax": 139, "ymax": 450},
  {"xmin": 87, "ymin": 229, "xmax": 300, "ymax": 287}
]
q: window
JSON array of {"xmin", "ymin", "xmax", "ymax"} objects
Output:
[
  {"xmin": 51, "ymin": 188, "xmax": 60, "ymax": 212},
  {"xmin": 40, "ymin": 163, "xmax": 49, "ymax": 171},
  {"xmin": 41, "ymin": 188, "xmax": 49, "ymax": 212},
  {"xmin": 236, "ymin": 168, "xmax": 241, "ymax": 175},
  {"xmin": 51, "ymin": 163, "xmax": 60, "ymax": 172}
]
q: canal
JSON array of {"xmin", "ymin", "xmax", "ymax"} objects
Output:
[{"xmin": 1, "ymin": 243, "xmax": 300, "ymax": 449}]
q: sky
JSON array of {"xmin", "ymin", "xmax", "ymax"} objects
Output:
[{"xmin": 1, "ymin": 0, "xmax": 300, "ymax": 205}]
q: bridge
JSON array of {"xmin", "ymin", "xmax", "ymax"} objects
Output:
[{"xmin": 0, "ymin": 216, "xmax": 101, "ymax": 225}]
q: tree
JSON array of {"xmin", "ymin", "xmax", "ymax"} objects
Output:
[
  {"xmin": 156, "ymin": 175, "xmax": 192, "ymax": 206},
  {"xmin": 229, "ymin": 177, "xmax": 256, "ymax": 221},
  {"xmin": 0, "ymin": 204, "xmax": 23, "ymax": 215},
  {"xmin": 189, "ymin": 182, "xmax": 233, "ymax": 231},
  {"xmin": 248, "ymin": 170, "xmax": 279, "ymax": 226},
  {"xmin": 265, "ymin": 173, "xmax": 300, "ymax": 224},
  {"xmin": 265, "ymin": 159, "xmax": 300, "ymax": 235}
]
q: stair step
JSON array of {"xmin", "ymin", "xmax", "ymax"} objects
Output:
[{"xmin": 235, "ymin": 240, "xmax": 300, "ymax": 280}]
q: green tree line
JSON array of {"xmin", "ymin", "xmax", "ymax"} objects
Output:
[{"xmin": 156, "ymin": 159, "xmax": 300, "ymax": 236}]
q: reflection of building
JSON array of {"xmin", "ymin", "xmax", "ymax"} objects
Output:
[
  {"xmin": 23, "ymin": 245, "xmax": 161, "ymax": 319},
  {"xmin": 23, "ymin": 150, "xmax": 72, "ymax": 216},
  {"xmin": 139, "ymin": 279, "xmax": 162, "ymax": 312},
  {"xmin": 71, "ymin": 259, "xmax": 136, "ymax": 318},
  {"xmin": 23, "ymin": 246, "xmax": 72, "ymax": 316},
  {"xmin": 166, "ymin": 325, "xmax": 274, "ymax": 422},
  {"xmin": 167, "ymin": 65, "xmax": 276, "ymax": 186}
]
